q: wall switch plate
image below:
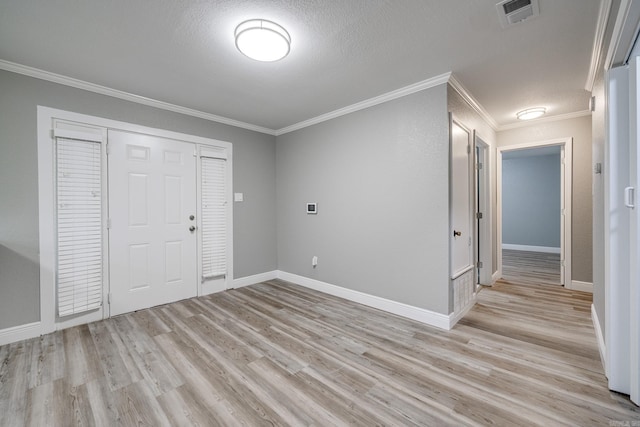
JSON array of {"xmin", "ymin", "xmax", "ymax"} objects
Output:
[
  {"xmin": 234, "ymin": 193, "xmax": 244, "ymax": 202},
  {"xmin": 312, "ymin": 256, "xmax": 318, "ymax": 267}
]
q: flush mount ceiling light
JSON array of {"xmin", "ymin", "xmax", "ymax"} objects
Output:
[
  {"xmin": 235, "ymin": 19, "xmax": 291, "ymax": 62},
  {"xmin": 516, "ymin": 107, "xmax": 546, "ymax": 120}
]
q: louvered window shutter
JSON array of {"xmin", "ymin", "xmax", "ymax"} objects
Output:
[
  {"xmin": 201, "ymin": 155, "xmax": 227, "ymax": 280},
  {"xmin": 56, "ymin": 137, "xmax": 103, "ymax": 316}
]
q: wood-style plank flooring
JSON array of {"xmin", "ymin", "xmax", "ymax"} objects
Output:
[
  {"xmin": 502, "ymin": 249, "xmax": 561, "ymax": 286},
  {"xmin": 1, "ymin": 279, "xmax": 639, "ymax": 426}
]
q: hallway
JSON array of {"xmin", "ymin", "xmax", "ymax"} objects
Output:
[{"xmin": 502, "ymin": 249, "xmax": 561, "ymax": 286}]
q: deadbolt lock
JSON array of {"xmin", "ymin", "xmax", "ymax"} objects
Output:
[{"xmin": 189, "ymin": 215, "xmax": 195, "ymax": 220}]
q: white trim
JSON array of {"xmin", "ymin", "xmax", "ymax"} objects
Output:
[
  {"xmin": 492, "ymin": 270, "xmax": 501, "ymax": 284},
  {"xmin": 0, "ymin": 60, "xmax": 276, "ymax": 136},
  {"xmin": 474, "ymin": 135, "xmax": 493, "ymax": 286},
  {"xmin": 497, "ymin": 110, "xmax": 592, "ymax": 131},
  {"xmin": 449, "ymin": 293, "xmax": 477, "ymax": 328},
  {"xmin": 592, "ymin": 303, "xmax": 607, "ymax": 372},
  {"xmin": 276, "ymin": 271, "xmax": 452, "ymax": 330},
  {"xmin": 497, "ymin": 138, "xmax": 573, "ymax": 288},
  {"xmin": 38, "ymin": 110, "xmax": 57, "ymax": 336},
  {"xmin": 604, "ymin": 0, "xmax": 636, "ymax": 68},
  {"xmin": 585, "ymin": 0, "xmax": 613, "ymax": 91},
  {"xmin": 571, "ymin": 280, "xmax": 594, "ymax": 293},
  {"xmin": 275, "ymin": 73, "xmax": 452, "ymax": 135},
  {"xmin": 501, "ymin": 244, "xmax": 561, "ymax": 254},
  {"xmin": 233, "ymin": 271, "xmax": 278, "ymax": 289},
  {"xmin": 38, "ymin": 106, "xmax": 234, "ymax": 333},
  {"xmin": 0, "ymin": 322, "xmax": 41, "ymax": 346},
  {"xmin": 448, "ymin": 75, "xmax": 499, "ymax": 131},
  {"xmin": 452, "ymin": 265, "xmax": 474, "ymax": 280}
]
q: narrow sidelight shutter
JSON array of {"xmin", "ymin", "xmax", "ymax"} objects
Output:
[
  {"xmin": 56, "ymin": 137, "xmax": 103, "ymax": 316},
  {"xmin": 201, "ymin": 156, "xmax": 227, "ymax": 280}
]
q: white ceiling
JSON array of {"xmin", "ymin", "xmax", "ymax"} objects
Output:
[{"xmin": 0, "ymin": 0, "xmax": 602, "ymax": 133}]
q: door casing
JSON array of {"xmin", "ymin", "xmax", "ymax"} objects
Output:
[
  {"xmin": 496, "ymin": 138, "xmax": 573, "ymax": 288},
  {"xmin": 37, "ymin": 107, "xmax": 233, "ymax": 334}
]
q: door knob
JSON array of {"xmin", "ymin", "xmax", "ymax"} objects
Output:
[
  {"xmin": 189, "ymin": 225, "xmax": 196, "ymax": 232},
  {"xmin": 453, "ymin": 230, "xmax": 462, "ymax": 237}
]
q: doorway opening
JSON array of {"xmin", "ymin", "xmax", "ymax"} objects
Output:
[{"xmin": 497, "ymin": 138, "xmax": 573, "ymax": 288}]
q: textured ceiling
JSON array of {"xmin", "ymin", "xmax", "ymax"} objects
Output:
[{"xmin": 0, "ymin": 0, "xmax": 601, "ymax": 132}]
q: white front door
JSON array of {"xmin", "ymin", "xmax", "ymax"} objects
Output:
[
  {"xmin": 451, "ymin": 119, "xmax": 473, "ymax": 278},
  {"xmin": 108, "ymin": 130, "xmax": 197, "ymax": 316}
]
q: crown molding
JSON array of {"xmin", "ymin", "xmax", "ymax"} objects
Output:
[
  {"xmin": 497, "ymin": 109, "xmax": 591, "ymax": 131},
  {"xmin": 447, "ymin": 74, "xmax": 499, "ymax": 131},
  {"xmin": 585, "ymin": 0, "xmax": 612, "ymax": 91},
  {"xmin": 275, "ymin": 72, "xmax": 452, "ymax": 135},
  {"xmin": 0, "ymin": 60, "xmax": 277, "ymax": 136}
]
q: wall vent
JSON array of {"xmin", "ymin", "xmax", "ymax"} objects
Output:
[{"xmin": 496, "ymin": 0, "xmax": 540, "ymax": 28}]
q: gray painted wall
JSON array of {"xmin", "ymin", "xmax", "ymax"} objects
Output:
[
  {"xmin": 276, "ymin": 85, "xmax": 451, "ymax": 314},
  {"xmin": 502, "ymin": 153, "xmax": 561, "ymax": 248},
  {"xmin": 0, "ymin": 69, "xmax": 277, "ymax": 329},
  {"xmin": 497, "ymin": 115, "xmax": 593, "ymax": 283}
]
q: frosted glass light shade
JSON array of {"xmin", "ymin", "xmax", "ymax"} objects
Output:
[
  {"xmin": 235, "ymin": 19, "xmax": 291, "ymax": 62},
  {"xmin": 516, "ymin": 107, "xmax": 546, "ymax": 120}
]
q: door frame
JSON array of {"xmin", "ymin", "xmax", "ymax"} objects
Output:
[
  {"xmin": 474, "ymin": 133, "xmax": 492, "ymax": 286},
  {"xmin": 37, "ymin": 106, "xmax": 233, "ymax": 334},
  {"xmin": 496, "ymin": 137, "xmax": 573, "ymax": 288}
]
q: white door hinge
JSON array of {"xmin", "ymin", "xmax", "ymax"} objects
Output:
[
  {"xmin": 107, "ymin": 218, "xmax": 112, "ymax": 229},
  {"xmin": 106, "ymin": 142, "xmax": 111, "ymax": 155},
  {"xmin": 467, "ymin": 144, "xmax": 471, "ymax": 154},
  {"xmin": 476, "ymin": 212, "xmax": 483, "ymax": 219},
  {"xmin": 625, "ymin": 186, "xmax": 635, "ymax": 208},
  {"xmin": 107, "ymin": 293, "xmax": 111, "ymax": 304},
  {"xmin": 476, "ymin": 261, "xmax": 483, "ymax": 268}
]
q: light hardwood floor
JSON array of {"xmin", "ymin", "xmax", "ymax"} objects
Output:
[
  {"xmin": 1, "ymin": 279, "xmax": 639, "ymax": 426},
  {"xmin": 502, "ymin": 249, "xmax": 561, "ymax": 286}
]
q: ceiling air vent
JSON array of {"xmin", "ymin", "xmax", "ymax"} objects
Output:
[{"xmin": 496, "ymin": 0, "xmax": 539, "ymax": 28}]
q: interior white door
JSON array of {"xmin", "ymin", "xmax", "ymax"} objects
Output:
[
  {"xmin": 451, "ymin": 119, "xmax": 473, "ymax": 278},
  {"xmin": 108, "ymin": 130, "xmax": 197, "ymax": 316}
]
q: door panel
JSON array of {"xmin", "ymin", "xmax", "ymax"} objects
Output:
[
  {"xmin": 451, "ymin": 119, "xmax": 473, "ymax": 278},
  {"xmin": 108, "ymin": 130, "xmax": 197, "ymax": 316}
]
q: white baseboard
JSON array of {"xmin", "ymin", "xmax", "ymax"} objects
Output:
[
  {"xmin": 571, "ymin": 280, "xmax": 593, "ymax": 293},
  {"xmin": 233, "ymin": 270, "xmax": 278, "ymax": 289},
  {"xmin": 276, "ymin": 271, "xmax": 452, "ymax": 330},
  {"xmin": 449, "ymin": 294, "xmax": 477, "ymax": 327},
  {"xmin": 502, "ymin": 244, "xmax": 561, "ymax": 254},
  {"xmin": 0, "ymin": 321, "xmax": 42, "ymax": 347},
  {"xmin": 591, "ymin": 303, "xmax": 606, "ymax": 373},
  {"xmin": 492, "ymin": 270, "xmax": 501, "ymax": 284}
]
